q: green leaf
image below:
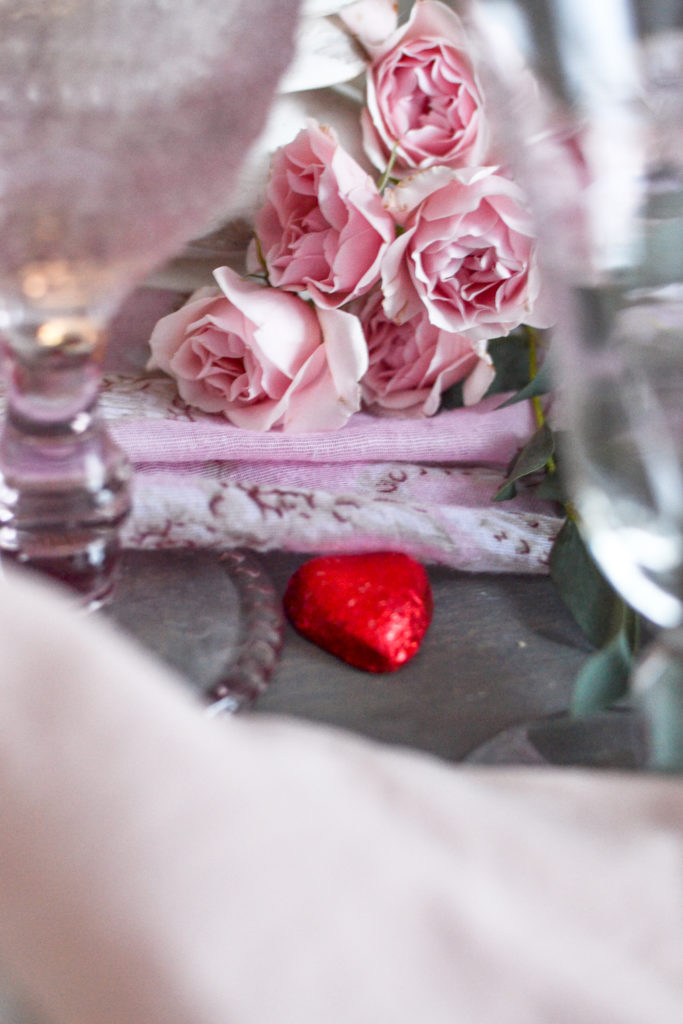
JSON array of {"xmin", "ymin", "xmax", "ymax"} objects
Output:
[
  {"xmin": 550, "ymin": 518, "xmax": 644, "ymax": 721},
  {"xmin": 484, "ymin": 332, "xmax": 533, "ymax": 396},
  {"xmin": 492, "ymin": 422, "xmax": 555, "ymax": 501},
  {"xmin": 508, "ymin": 421, "xmax": 555, "ymax": 478},
  {"xmin": 640, "ymin": 656, "xmax": 683, "ymax": 773},
  {"xmin": 440, "ymin": 379, "xmax": 466, "ymax": 410},
  {"xmin": 492, "ymin": 480, "xmax": 519, "ymax": 501},
  {"xmin": 442, "ymin": 327, "xmax": 546, "ymax": 410},
  {"xmin": 532, "ymin": 472, "xmax": 566, "ymax": 503},
  {"xmin": 549, "ymin": 517, "xmax": 626, "ymax": 649},
  {"xmin": 570, "ymin": 629, "xmax": 633, "ymax": 718},
  {"xmin": 497, "ymin": 359, "xmax": 553, "ymax": 407}
]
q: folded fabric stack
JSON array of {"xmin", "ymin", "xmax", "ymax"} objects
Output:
[{"xmin": 102, "ymin": 287, "xmax": 562, "ymax": 573}]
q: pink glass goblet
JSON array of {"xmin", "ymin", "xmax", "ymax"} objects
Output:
[{"xmin": 0, "ymin": 0, "xmax": 299, "ymax": 606}]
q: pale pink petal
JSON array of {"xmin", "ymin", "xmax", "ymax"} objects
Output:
[
  {"xmin": 317, "ymin": 305, "xmax": 368, "ymax": 387},
  {"xmin": 384, "ymin": 166, "xmax": 463, "ymax": 223},
  {"xmin": 362, "ymin": 0, "xmax": 490, "ymax": 174},
  {"xmin": 280, "ymin": 347, "xmax": 342, "ymax": 432},
  {"xmin": 382, "ymin": 166, "xmax": 542, "ymax": 338},
  {"xmin": 399, "ymin": 0, "xmax": 470, "ymax": 48},
  {"xmin": 221, "ymin": 392, "xmax": 289, "ymax": 432},
  {"xmin": 147, "ymin": 289, "xmax": 222, "ymax": 373},
  {"xmin": 338, "ymin": 0, "xmax": 398, "ymax": 56},
  {"xmin": 380, "ymin": 228, "xmax": 423, "ymax": 324},
  {"xmin": 254, "ymin": 120, "xmax": 394, "ymax": 308},
  {"xmin": 463, "ymin": 356, "xmax": 496, "ymax": 406},
  {"xmin": 213, "ymin": 266, "xmax": 321, "ymax": 376}
]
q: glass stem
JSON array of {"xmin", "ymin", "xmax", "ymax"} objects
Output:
[{"xmin": 0, "ymin": 316, "xmax": 131, "ymax": 607}]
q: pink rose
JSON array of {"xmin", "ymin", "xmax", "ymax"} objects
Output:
[
  {"xmin": 361, "ymin": 0, "xmax": 490, "ymax": 175},
  {"xmin": 147, "ymin": 266, "xmax": 368, "ymax": 432},
  {"xmin": 381, "ymin": 165, "xmax": 543, "ymax": 340},
  {"xmin": 359, "ymin": 291, "xmax": 494, "ymax": 416},
  {"xmin": 252, "ymin": 119, "xmax": 395, "ymax": 308}
]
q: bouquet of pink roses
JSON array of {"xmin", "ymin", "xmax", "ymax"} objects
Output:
[
  {"xmin": 137, "ymin": 1, "xmax": 636, "ymax": 721},
  {"xmin": 148, "ymin": 0, "xmax": 547, "ymax": 432}
]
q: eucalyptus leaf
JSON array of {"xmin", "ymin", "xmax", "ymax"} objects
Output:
[
  {"xmin": 493, "ymin": 415, "xmax": 557, "ymax": 499},
  {"xmin": 532, "ymin": 473, "xmax": 566, "ymax": 503},
  {"xmin": 497, "ymin": 359, "xmax": 553, "ymax": 407},
  {"xmin": 492, "ymin": 479, "xmax": 519, "ymax": 502},
  {"xmin": 570, "ymin": 629, "xmax": 633, "ymax": 718},
  {"xmin": 444, "ymin": 330, "xmax": 539, "ymax": 410},
  {"xmin": 440, "ymin": 380, "xmax": 466, "ymax": 409},
  {"xmin": 549, "ymin": 518, "xmax": 626, "ymax": 649},
  {"xmin": 492, "ymin": 422, "xmax": 555, "ymax": 502},
  {"xmin": 638, "ymin": 652, "xmax": 683, "ymax": 773},
  {"xmin": 510, "ymin": 421, "xmax": 555, "ymax": 478},
  {"xmin": 483, "ymin": 333, "xmax": 533, "ymax": 397}
]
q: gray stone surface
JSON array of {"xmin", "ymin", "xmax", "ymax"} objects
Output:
[{"xmin": 106, "ymin": 550, "xmax": 591, "ymax": 764}]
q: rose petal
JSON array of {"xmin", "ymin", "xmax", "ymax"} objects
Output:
[
  {"xmin": 254, "ymin": 120, "xmax": 394, "ymax": 308},
  {"xmin": 213, "ymin": 266, "xmax": 321, "ymax": 376},
  {"xmin": 149, "ymin": 267, "xmax": 365, "ymax": 433},
  {"xmin": 362, "ymin": 0, "xmax": 490, "ymax": 174},
  {"xmin": 381, "ymin": 166, "xmax": 542, "ymax": 338}
]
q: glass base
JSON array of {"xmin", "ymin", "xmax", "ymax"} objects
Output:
[
  {"xmin": 0, "ymin": 317, "xmax": 131, "ymax": 609},
  {"xmin": 102, "ymin": 548, "xmax": 284, "ymax": 712},
  {"xmin": 0, "ymin": 423, "xmax": 131, "ymax": 608},
  {"xmin": 0, "ymin": 525, "xmax": 125, "ymax": 609},
  {"xmin": 465, "ymin": 707, "xmax": 648, "ymax": 770}
]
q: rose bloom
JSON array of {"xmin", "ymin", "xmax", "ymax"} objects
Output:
[
  {"xmin": 361, "ymin": 0, "xmax": 490, "ymax": 175},
  {"xmin": 147, "ymin": 266, "xmax": 368, "ymax": 432},
  {"xmin": 359, "ymin": 291, "xmax": 494, "ymax": 417},
  {"xmin": 252, "ymin": 119, "xmax": 395, "ymax": 308},
  {"xmin": 381, "ymin": 165, "xmax": 544, "ymax": 340}
]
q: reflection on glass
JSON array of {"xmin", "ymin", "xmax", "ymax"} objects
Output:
[
  {"xmin": 461, "ymin": 0, "xmax": 683, "ymax": 770},
  {"xmin": 0, "ymin": 0, "xmax": 294, "ymax": 605}
]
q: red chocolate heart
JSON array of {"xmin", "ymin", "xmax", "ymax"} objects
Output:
[{"xmin": 283, "ymin": 552, "xmax": 433, "ymax": 673}]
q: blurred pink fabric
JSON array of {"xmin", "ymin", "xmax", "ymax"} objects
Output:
[{"xmin": 0, "ymin": 566, "xmax": 681, "ymax": 1024}]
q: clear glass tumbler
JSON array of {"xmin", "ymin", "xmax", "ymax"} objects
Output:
[{"xmin": 460, "ymin": 0, "xmax": 683, "ymax": 769}]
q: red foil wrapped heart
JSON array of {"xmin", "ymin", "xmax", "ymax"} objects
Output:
[{"xmin": 283, "ymin": 552, "xmax": 433, "ymax": 673}]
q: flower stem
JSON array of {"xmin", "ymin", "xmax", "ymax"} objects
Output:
[
  {"xmin": 252, "ymin": 235, "xmax": 271, "ymax": 286},
  {"xmin": 377, "ymin": 142, "xmax": 399, "ymax": 194},
  {"xmin": 524, "ymin": 323, "xmax": 558, "ymax": 477}
]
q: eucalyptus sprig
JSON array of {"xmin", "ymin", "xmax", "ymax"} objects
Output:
[{"xmin": 485, "ymin": 327, "xmax": 642, "ymax": 718}]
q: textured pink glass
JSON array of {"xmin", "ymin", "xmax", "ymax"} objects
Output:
[{"xmin": 0, "ymin": 0, "xmax": 299, "ymax": 604}]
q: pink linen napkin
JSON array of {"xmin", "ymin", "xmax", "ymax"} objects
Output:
[
  {"xmin": 0, "ymin": 566, "xmax": 681, "ymax": 1024},
  {"xmin": 101, "ymin": 288, "xmax": 563, "ymax": 573}
]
